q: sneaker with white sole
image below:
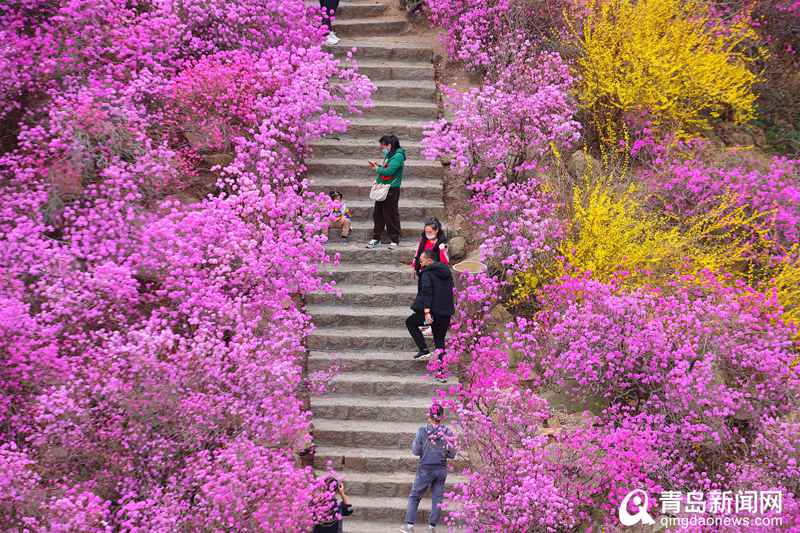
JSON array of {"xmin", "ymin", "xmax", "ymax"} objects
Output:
[
  {"xmin": 399, "ymin": 525, "xmax": 415, "ymax": 533},
  {"xmin": 413, "ymin": 349, "xmax": 431, "ymax": 361},
  {"xmin": 388, "ymin": 241, "xmax": 399, "ymax": 250},
  {"xmin": 325, "ymin": 32, "xmax": 340, "ymax": 46},
  {"xmin": 366, "ymin": 239, "xmax": 380, "ymax": 249}
]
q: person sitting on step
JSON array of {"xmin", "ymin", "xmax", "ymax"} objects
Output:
[
  {"xmin": 400, "ymin": 404, "xmax": 456, "ymax": 533},
  {"xmin": 328, "ymin": 190, "xmax": 352, "ymax": 241}
]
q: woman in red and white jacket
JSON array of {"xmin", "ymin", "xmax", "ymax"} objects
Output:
[{"xmin": 411, "ymin": 217, "xmax": 449, "ymax": 276}]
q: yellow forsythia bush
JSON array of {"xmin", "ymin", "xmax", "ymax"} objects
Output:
[
  {"xmin": 559, "ymin": 179, "xmax": 768, "ymax": 288},
  {"xmin": 575, "ymin": 0, "xmax": 760, "ymax": 134}
]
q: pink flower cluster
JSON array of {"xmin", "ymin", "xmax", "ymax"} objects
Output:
[
  {"xmin": 423, "ymin": 49, "xmax": 580, "ymax": 181},
  {"xmin": 1, "ymin": 0, "xmax": 371, "ymax": 530}
]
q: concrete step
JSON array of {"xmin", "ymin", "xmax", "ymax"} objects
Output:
[
  {"xmin": 312, "ymin": 176, "xmax": 441, "ymax": 200},
  {"xmin": 322, "ymin": 470, "xmax": 466, "ymax": 499},
  {"xmin": 328, "ymin": 371, "xmax": 455, "ymax": 397},
  {"xmin": 312, "ymin": 395, "xmax": 431, "ymax": 422},
  {"xmin": 307, "ymin": 158, "xmax": 443, "ymax": 180},
  {"xmin": 354, "ymin": 79, "xmax": 437, "ymax": 101},
  {"xmin": 308, "ymin": 304, "xmax": 411, "ymax": 327},
  {"xmin": 309, "ymin": 350, "xmax": 427, "ymax": 374},
  {"xmin": 308, "ymin": 284, "xmax": 417, "ymax": 306},
  {"xmin": 329, "ymin": 37, "xmax": 433, "ymax": 62},
  {"xmin": 336, "ymin": 100, "xmax": 439, "ymax": 120},
  {"xmin": 345, "ymin": 117, "xmax": 430, "ymax": 140},
  {"xmin": 335, "ymin": 17, "xmax": 409, "ymax": 37},
  {"xmin": 311, "ymin": 136, "xmax": 423, "ymax": 158},
  {"xmin": 325, "ymin": 241, "xmax": 426, "ymax": 263},
  {"xmin": 315, "ymin": 445, "xmax": 465, "ymax": 473},
  {"xmin": 326, "ymin": 221, "xmax": 428, "ymax": 241},
  {"xmin": 343, "ymin": 60, "xmax": 435, "ymax": 81}
]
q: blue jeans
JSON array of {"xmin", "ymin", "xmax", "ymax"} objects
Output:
[{"xmin": 405, "ymin": 465, "xmax": 448, "ymax": 526}]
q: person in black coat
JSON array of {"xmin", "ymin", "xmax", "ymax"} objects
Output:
[{"xmin": 406, "ymin": 250, "xmax": 455, "ymax": 368}]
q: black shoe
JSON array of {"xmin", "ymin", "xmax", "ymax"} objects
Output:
[{"xmin": 413, "ymin": 349, "xmax": 431, "ymax": 361}]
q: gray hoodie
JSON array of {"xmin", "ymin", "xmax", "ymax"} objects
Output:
[{"xmin": 412, "ymin": 424, "xmax": 456, "ymax": 467}]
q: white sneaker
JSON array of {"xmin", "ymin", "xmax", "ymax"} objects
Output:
[
  {"xmin": 366, "ymin": 239, "xmax": 380, "ymax": 249},
  {"xmin": 399, "ymin": 525, "xmax": 414, "ymax": 533},
  {"xmin": 388, "ymin": 242, "xmax": 398, "ymax": 250},
  {"xmin": 325, "ymin": 32, "xmax": 340, "ymax": 46}
]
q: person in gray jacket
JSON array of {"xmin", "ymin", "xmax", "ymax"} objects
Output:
[{"xmin": 400, "ymin": 404, "xmax": 457, "ymax": 533}]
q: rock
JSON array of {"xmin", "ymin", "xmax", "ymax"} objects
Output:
[
  {"xmin": 728, "ymin": 130, "xmax": 755, "ymax": 146},
  {"xmin": 567, "ymin": 150, "xmax": 600, "ymax": 178},
  {"xmin": 203, "ymin": 153, "xmax": 234, "ymax": 168},
  {"xmin": 490, "ymin": 304, "xmax": 512, "ymax": 329},
  {"xmin": 448, "ymin": 236, "xmax": 466, "ymax": 261}
]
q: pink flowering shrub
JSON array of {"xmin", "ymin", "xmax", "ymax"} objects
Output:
[
  {"xmin": 518, "ymin": 275, "xmax": 800, "ymax": 502},
  {"xmin": 646, "ymin": 156, "xmax": 800, "ymax": 247},
  {"xmin": 0, "ymin": 0, "xmax": 372, "ymax": 530},
  {"xmin": 424, "ymin": 0, "xmax": 579, "ymax": 70},
  {"xmin": 424, "ymin": 49, "xmax": 580, "ymax": 181}
]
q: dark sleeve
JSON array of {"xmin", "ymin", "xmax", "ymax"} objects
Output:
[
  {"xmin": 420, "ymin": 272, "xmax": 433, "ymax": 310},
  {"xmin": 445, "ymin": 428, "xmax": 457, "ymax": 459},
  {"xmin": 340, "ymin": 502, "xmax": 353, "ymax": 516}
]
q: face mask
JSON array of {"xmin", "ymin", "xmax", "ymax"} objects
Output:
[
  {"xmin": 382, "ymin": 148, "xmax": 389, "ymax": 156},
  {"xmin": 425, "ymin": 231, "xmax": 436, "ymax": 240}
]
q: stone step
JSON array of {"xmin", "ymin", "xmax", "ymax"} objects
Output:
[
  {"xmin": 310, "ymin": 326, "xmax": 422, "ymax": 351},
  {"xmin": 345, "ymin": 117, "xmax": 430, "ymax": 140},
  {"xmin": 345, "ymin": 495, "xmax": 455, "ymax": 524},
  {"xmin": 307, "ymin": 158, "xmax": 443, "ymax": 180},
  {"xmin": 315, "ymin": 445, "xmax": 465, "ymax": 474},
  {"xmin": 336, "ymin": 100, "xmax": 439, "ymax": 120},
  {"xmin": 312, "ymin": 176, "xmax": 441, "ymax": 200},
  {"xmin": 335, "ymin": 17, "xmax": 409, "ymax": 37},
  {"xmin": 313, "ymin": 418, "xmax": 422, "ymax": 448},
  {"xmin": 308, "ymin": 304, "xmax": 411, "ymax": 327},
  {"xmin": 328, "ymin": 371, "xmax": 455, "ymax": 397},
  {"xmin": 343, "ymin": 60, "xmax": 435, "ymax": 81},
  {"xmin": 319, "ymin": 262, "xmax": 416, "ymax": 285},
  {"xmin": 329, "ymin": 37, "xmax": 433, "ymax": 62},
  {"xmin": 358, "ymin": 79, "xmax": 437, "ymax": 101},
  {"xmin": 308, "ymin": 284, "xmax": 417, "ymax": 306},
  {"xmin": 326, "ymin": 241, "xmax": 428, "ymax": 263},
  {"xmin": 326, "ymin": 221, "xmax": 428, "ymax": 241},
  {"xmin": 309, "ymin": 350, "xmax": 427, "ymax": 374},
  {"xmin": 322, "ymin": 470, "xmax": 466, "ymax": 499},
  {"xmin": 312, "ymin": 136, "xmax": 423, "ymax": 158},
  {"xmin": 312, "ymin": 0, "xmax": 389, "ymax": 18},
  {"xmin": 312, "ymin": 395, "xmax": 431, "ymax": 422},
  {"xmin": 346, "ymin": 520, "xmax": 464, "ymax": 533}
]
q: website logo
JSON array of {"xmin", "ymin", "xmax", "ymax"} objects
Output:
[{"xmin": 619, "ymin": 489, "xmax": 656, "ymax": 527}]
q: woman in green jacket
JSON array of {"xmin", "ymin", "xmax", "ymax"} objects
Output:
[{"xmin": 367, "ymin": 134, "xmax": 405, "ymax": 250}]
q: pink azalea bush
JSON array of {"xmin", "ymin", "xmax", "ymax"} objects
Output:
[
  {"xmin": 1, "ymin": 0, "xmax": 372, "ymax": 530},
  {"xmin": 423, "ymin": 49, "xmax": 580, "ymax": 181}
]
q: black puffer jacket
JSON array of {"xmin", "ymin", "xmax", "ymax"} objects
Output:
[{"xmin": 411, "ymin": 262, "xmax": 455, "ymax": 317}]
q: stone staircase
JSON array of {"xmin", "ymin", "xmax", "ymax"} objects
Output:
[{"xmin": 307, "ymin": 2, "xmax": 463, "ymax": 531}]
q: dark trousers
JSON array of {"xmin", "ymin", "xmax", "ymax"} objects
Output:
[
  {"xmin": 406, "ymin": 312, "xmax": 450, "ymax": 353},
  {"xmin": 319, "ymin": 0, "xmax": 340, "ymax": 31},
  {"xmin": 405, "ymin": 465, "xmax": 447, "ymax": 526},
  {"xmin": 372, "ymin": 187, "xmax": 401, "ymax": 243}
]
